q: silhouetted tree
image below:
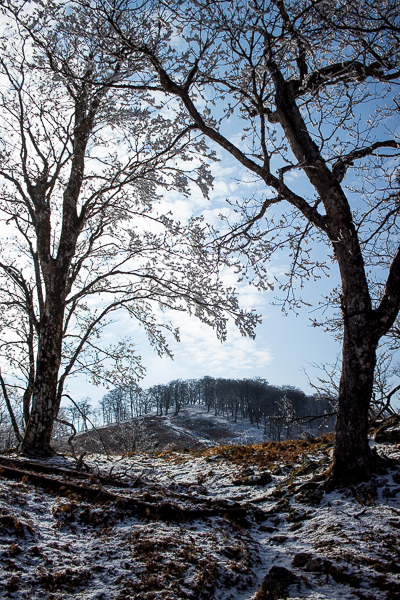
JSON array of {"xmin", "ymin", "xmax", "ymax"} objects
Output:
[
  {"xmin": 0, "ymin": 1, "xmax": 257, "ymax": 456},
  {"xmin": 94, "ymin": 0, "xmax": 400, "ymax": 483}
]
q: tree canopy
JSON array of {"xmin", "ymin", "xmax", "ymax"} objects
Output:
[
  {"xmin": 0, "ymin": 1, "xmax": 257, "ymax": 455},
  {"xmin": 84, "ymin": 0, "xmax": 400, "ymax": 483}
]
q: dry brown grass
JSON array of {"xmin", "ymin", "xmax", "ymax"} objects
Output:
[{"xmin": 155, "ymin": 434, "xmax": 334, "ymax": 469}]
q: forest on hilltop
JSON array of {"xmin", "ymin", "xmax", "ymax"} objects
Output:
[
  {"xmin": 1, "ymin": 376, "xmax": 335, "ymax": 452},
  {"xmin": 55, "ymin": 377, "xmax": 335, "ymax": 445}
]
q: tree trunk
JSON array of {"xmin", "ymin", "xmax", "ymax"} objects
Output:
[
  {"xmin": 21, "ymin": 299, "xmax": 64, "ymax": 457},
  {"xmin": 22, "ymin": 323, "xmax": 35, "ymax": 426},
  {"xmin": 331, "ymin": 312, "xmax": 378, "ymax": 484}
]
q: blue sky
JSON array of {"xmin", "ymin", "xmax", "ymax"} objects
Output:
[
  {"xmin": 1, "ymin": 2, "xmax": 399, "ymax": 418},
  {"xmin": 66, "ymin": 147, "xmax": 343, "ymax": 405},
  {"xmin": 67, "ymin": 278, "xmax": 342, "ymax": 403}
]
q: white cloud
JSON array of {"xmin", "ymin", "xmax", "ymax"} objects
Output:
[{"xmin": 164, "ymin": 312, "xmax": 273, "ymax": 376}]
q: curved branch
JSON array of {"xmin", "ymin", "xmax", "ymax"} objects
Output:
[
  {"xmin": 374, "ymin": 243, "xmax": 400, "ymax": 339},
  {"xmin": 0, "ymin": 368, "xmax": 22, "ymax": 443},
  {"xmin": 332, "ymin": 140, "xmax": 400, "ymax": 183}
]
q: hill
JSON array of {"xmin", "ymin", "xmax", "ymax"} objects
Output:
[{"xmin": 57, "ymin": 404, "xmax": 327, "ymax": 455}]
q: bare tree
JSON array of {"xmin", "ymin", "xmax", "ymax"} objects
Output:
[
  {"xmin": 113, "ymin": 418, "xmax": 155, "ymax": 453},
  {"xmin": 85, "ymin": 0, "xmax": 400, "ymax": 483},
  {"xmin": 147, "ymin": 384, "xmax": 166, "ymax": 416},
  {"xmin": 0, "ymin": 2, "xmax": 257, "ymax": 456},
  {"xmin": 100, "ymin": 389, "xmax": 128, "ymax": 424},
  {"xmin": 308, "ymin": 351, "xmax": 400, "ymax": 425}
]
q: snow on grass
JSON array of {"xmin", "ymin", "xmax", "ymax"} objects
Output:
[
  {"xmin": 0, "ymin": 438, "xmax": 399, "ymax": 599},
  {"xmin": 164, "ymin": 404, "xmax": 272, "ymax": 446}
]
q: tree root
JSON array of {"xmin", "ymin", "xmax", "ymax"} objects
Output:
[
  {"xmin": 0, "ymin": 456, "xmax": 130, "ymax": 488},
  {"xmin": 0, "ymin": 460, "xmax": 254, "ymax": 522},
  {"xmin": 322, "ymin": 449, "xmax": 400, "ymax": 492}
]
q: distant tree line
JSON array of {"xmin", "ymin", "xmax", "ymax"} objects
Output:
[
  {"xmin": 95, "ymin": 377, "xmax": 335, "ymax": 441},
  {"xmin": 0, "ymin": 376, "xmax": 335, "ymax": 450}
]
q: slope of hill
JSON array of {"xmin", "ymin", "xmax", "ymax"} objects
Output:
[
  {"xmin": 62, "ymin": 404, "xmax": 319, "ymax": 455},
  {"xmin": 0, "ymin": 437, "xmax": 399, "ymax": 599}
]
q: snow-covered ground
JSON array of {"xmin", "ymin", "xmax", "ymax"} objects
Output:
[
  {"xmin": 0, "ymin": 438, "xmax": 399, "ymax": 599},
  {"xmin": 164, "ymin": 404, "xmax": 272, "ymax": 446}
]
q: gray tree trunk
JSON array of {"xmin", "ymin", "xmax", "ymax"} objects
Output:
[
  {"xmin": 22, "ymin": 298, "xmax": 65, "ymax": 456},
  {"xmin": 332, "ymin": 317, "xmax": 377, "ymax": 482}
]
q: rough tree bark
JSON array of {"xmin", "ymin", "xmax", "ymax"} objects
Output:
[
  {"xmin": 334, "ymin": 322, "xmax": 377, "ymax": 481},
  {"xmin": 22, "ymin": 297, "xmax": 66, "ymax": 455}
]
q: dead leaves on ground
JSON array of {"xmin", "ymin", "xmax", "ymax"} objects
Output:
[{"xmin": 156, "ymin": 434, "xmax": 333, "ymax": 472}]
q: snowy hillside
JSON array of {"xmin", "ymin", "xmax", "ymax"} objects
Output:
[
  {"xmin": 1, "ymin": 436, "xmax": 400, "ymax": 599},
  {"xmin": 66, "ymin": 404, "xmax": 330, "ymax": 455}
]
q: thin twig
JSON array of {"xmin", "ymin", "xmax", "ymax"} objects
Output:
[
  {"xmin": 58, "ymin": 418, "xmax": 78, "ymax": 460},
  {"xmin": 268, "ymin": 411, "xmax": 337, "ymax": 425},
  {"xmin": 62, "ymin": 394, "xmax": 111, "ymax": 458}
]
